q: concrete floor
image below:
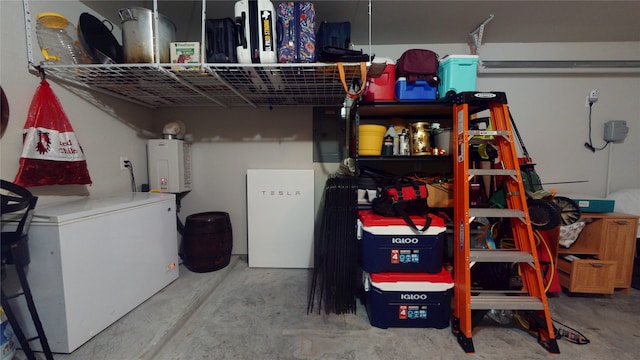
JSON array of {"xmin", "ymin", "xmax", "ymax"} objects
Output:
[{"xmin": 12, "ymin": 255, "xmax": 640, "ymax": 360}]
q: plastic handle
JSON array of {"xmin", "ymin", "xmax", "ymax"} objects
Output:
[
  {"xmin": 118, "ymin": 8, "xmax": 136, "ymax": 23},
  {"xmin": 41, "ymin": 48, "xmax": 60, "ymax": 62},
  {"xmin": 102, "ymin": 19, "xmax": 114, "ymax": 32},
  {"xmin": 276, "ymin": 18, "xmax": 283, "ymax": 46},
  {"xmin": 362, "ymin": 272, "xmax": 370, "ymax": 292},
  {"xmin": 337, "ymin": 62, "xmax": 367, "ymax": 100},
  {"xmin": 236, "ymin": 13, "xmax": 247, "ymax": 49}
]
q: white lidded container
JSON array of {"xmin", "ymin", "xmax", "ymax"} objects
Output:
[{"xmin": 0, "ymin": 193, "xmax": 179, "ymax": 353}]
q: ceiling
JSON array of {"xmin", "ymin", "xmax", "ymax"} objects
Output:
[{"xmin": 81, "ymin": 0, "xmax": 640, "ymax": 45}]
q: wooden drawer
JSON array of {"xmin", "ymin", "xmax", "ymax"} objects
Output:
[{"xmin": 557, "ymin": 257, "xmax": 617, "ymax": 294}]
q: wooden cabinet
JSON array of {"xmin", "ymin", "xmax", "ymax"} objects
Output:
[
  {"xmin": 557, "ymin": 258, "xmax": 617, "ymax": 294},
  {"xmin": 598, "ymin": 215, "xmax": 639, "ymax": 289},
  {"xmin": 558, "ymin": 212, "xmax": 639, "ymax": 294}
]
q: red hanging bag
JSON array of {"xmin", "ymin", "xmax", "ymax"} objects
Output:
[{"xmin": 14, "ymin": 79, "xmax": 92, "ymax": 187}]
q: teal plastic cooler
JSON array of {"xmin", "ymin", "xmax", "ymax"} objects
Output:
[{"xmin": 437, "ymin": 55, "xmax": 479, "ymax": 99}]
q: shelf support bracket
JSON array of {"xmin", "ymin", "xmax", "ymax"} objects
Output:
[
  {"xmin": 469, "ymin": 14, "xmax": 494, "ymax": 57},
  {"xmin": 23, "ymin": 0, "xmax": 36, "ymax": 68}
]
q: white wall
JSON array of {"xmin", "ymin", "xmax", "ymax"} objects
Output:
[
  {"xmin": 150, "ymin": 106, "xmax": 339, "ymax": 254},
  {"xmin": 479, "ymin": 73, "xmax": 640, "ymax": 196},
  {"xmin": 2, "ymin": 0, "xmax": 638, "ymax": 256},
  {"xmin": 478, "ymin": 42, "xmax": 640, "ymax": 196}
]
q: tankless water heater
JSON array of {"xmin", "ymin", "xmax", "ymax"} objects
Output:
[{"xmin": 147, "ymin": 139, "xmax": 192, "ymax": 193}]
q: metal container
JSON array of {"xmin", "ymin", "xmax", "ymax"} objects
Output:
[
  {"xmin": 409, "ymin": 122, "xmax": 431, "ymax": 155},
  {"xmin": 434, "ymin": 128, "xmax": 452, "ymax": 155},
  {"xmin": 118, "ymin": 7, "xmax": 176, "ymax": 63}
]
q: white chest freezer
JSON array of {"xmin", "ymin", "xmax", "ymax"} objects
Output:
[{"xmin": 1, "ymin": 193, "xmax": 179, "ymax": 353}]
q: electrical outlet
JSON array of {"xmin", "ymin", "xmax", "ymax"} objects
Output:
[
  {"xmin": 586, "ymin": 88, "xmax": 599, "ymax": 107},
  {"xmin": 120, "ymin": 156, "xmax": 129, "ymax": 171}
]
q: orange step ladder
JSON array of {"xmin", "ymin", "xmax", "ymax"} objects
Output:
[{"xmin": 451, "ymin": 92, "xmax": 559, "ymax": 354}]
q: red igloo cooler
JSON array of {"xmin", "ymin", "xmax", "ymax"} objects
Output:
[
  {"xmin": 363, "ymin": 270, "xmax": 454, "ymax": 329},
  {"xmin": 358, "ymin": 210, "xmax": 446, "ymax": 273}
]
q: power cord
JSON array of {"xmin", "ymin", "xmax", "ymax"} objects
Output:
[
  {"xmin": 123, "ymin": 160, "xmax": 137, "ymax": 192},
  {"xmin": 514, "ymin": 312, "xmax": 591, "ymax": 345},
  {"xmin": 584, "ymin": 102, "xmax": 610, "ymax": 152},
  {"xmin": 553, "ymin": 318, "xmax": 591, "ymax": 345}
]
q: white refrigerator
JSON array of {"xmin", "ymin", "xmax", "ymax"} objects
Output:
[{"xmin": 1, "ymin": 193, "xmax": 179, "ymax": 353}]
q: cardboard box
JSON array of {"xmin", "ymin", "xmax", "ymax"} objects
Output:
[
  {"xmin": 427, "ymin": 183, "xmax": 453, "ymax": 208},
  {"xmin": 170, "ymin": 42, "xmax": 200, "ymax": 70}
]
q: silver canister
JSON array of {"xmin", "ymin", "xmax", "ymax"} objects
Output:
[{"xmin": 119, "ymin": 7, "xmax": 177, "ymax": 63}]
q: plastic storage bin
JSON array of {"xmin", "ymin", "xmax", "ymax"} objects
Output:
[
  {"xmin": 358, "ymin": 124, "xmax": 387, "ymax": 155},
  {"xmin": 364, "ymin": 63, "xmax": 396, "ymax": 101},
  {"xmin": 363, "ymin": 270, "xmax": 454, "ymax": 329},
  {"xmin": 358, "ymin": 210, "xmax": 446, "ymax": 273},
  {"xmin": 437, "ymin": 55, "xmax": 479, "ymax": 99},
  {"xmin": 395, "ymin": 77, "xmax": 437, "ymax": 100},
  {"xmin": 568, "ymin": 196, "xmax": 615, "ymax": 213}
]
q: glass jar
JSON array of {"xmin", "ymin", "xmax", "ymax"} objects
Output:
[{"xmin": 35, "ymin": 12, "xmax": 89, "ymax": 64}]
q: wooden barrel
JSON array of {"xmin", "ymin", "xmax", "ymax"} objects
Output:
[{"xmin": 183, "ymin": 212, "xmax": 232, "ymax": 273}]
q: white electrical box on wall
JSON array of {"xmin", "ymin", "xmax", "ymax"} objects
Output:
[
  {"xmin": 603, "ymin": 120, "xmax": 629, "ymax": 142},
  {"xmin": 147, "ymin": 139, "xmax": 192, "ymax": 193}
]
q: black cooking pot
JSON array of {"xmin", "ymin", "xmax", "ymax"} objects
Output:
[{"xmin": 78, "ymin": 12, "xmax": 124, "ymax": 64}]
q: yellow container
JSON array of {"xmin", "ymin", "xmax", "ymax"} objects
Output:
[{"xmin": 358, "ymin": 124, "xmax": 386, "ymax": 155}]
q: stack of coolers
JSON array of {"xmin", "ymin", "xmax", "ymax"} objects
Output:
[
  {"xmin": 358, "ymin": 210, "xmax": 453, "ymax": 329},
  {"xmin": 363, "ymin": 54, "xmax": 480, "ymax": 101}
]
